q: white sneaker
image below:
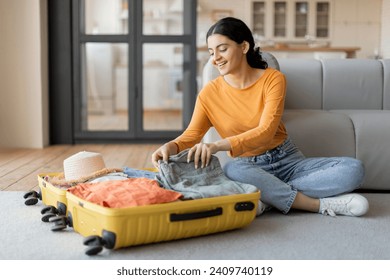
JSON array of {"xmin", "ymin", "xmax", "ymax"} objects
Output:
[
  {"xmin": 319, "ymin": 194, "xmax": 369, "ymax": 217},
  {"xmin": 256, "ymin": 200, "xmax": 269, "ymax": 216}
]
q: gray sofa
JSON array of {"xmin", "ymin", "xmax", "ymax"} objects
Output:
[
  {"xmin": 203, "ymin": 55, "xmax": 390, "ymax": 192},
  {"xmin": 280, "ymin": 58, "xmax": 390, "ymax": 191},
  {"xmin": 199, "ymin": 56, "xmax": 390, "ymax": 260}
]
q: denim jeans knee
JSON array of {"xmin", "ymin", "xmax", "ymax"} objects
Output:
[
  {"xmin": 287, "ymin": 156, "xmax": 365, "ymax": 198},
  {"xmin": 224, "ymin": 158, "xmax": 297, "ymax": 214}
]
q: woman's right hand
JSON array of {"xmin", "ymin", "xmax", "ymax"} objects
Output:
[{"xmin": 151, "ymin": 142, "xmax": 178, "ymax": 169}]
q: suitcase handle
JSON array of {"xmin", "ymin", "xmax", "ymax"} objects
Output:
[{"xmin": 170, "ymin": 207, "xmax": 223, "ymax": 222}]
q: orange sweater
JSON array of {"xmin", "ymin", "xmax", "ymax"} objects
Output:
[{"xmin": 173, "ymin": 67, "xmax": 288, "ymax": 157}]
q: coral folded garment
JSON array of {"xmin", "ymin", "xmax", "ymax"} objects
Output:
[{"xmin": 67, "ymin": 178, "xmax": 183, "ymax": 208}]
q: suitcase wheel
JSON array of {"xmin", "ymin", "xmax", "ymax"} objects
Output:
[
  {"xmin": 23, "ymin": 191, "xmax": 41, "ymax": 206},
  {"xmin": 42, "ymin": 212, "xmax": 57, "ymax": 223},
  {"xmin": 57, "ymin": 202, "xmax": 67, "ymax": 216},
  {"xmin": 85, "ymin": 245, "xmax": 103, "ymax": 256},
  {"xmin": 48, "ymin": 215, "xmax": 70, "ymax": 231},
  {"xmin": 24, "ymin": 197, "xmax": 39, "ymax": 206},
  {"xmin": 83, "ymin": 235, "xmax": 104, "ymax": 246},
  {"xmin": 51, "ymin": 223, "xmax": 68, "ymax": 232},
  {"xmin": 83, "ymin": 235, "xmax": 105, "ymax": 256},
  {"xmin": 41, "ymin": 206, "xmax": 58, "ymax": 215},
  {"xmin": 41, "ymin": 206, "xmax": 59, "ymax": 222}
]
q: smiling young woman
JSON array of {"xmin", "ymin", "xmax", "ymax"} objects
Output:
[{"xmin": 151, "ymin": 17, "xmax": 368, "ymax": 218}]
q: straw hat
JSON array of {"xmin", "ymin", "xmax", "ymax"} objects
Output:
[{"xmin": 50, "ymin": 151, "xmax": 122, "ymax": 186}]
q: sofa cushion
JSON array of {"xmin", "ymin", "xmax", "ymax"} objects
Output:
[
  {"xmin": 282, "ymin": 110, "xmax": 355, "ymax": 158},
  {"xmin": 322, "ymin": 59, "xmax": 383, "ymax": 110},
  {"xmin": 333, "ymin": 110, "xmax": 390, "ymax": 190},
  {"xmin": 278, "ymin": 59, "xmax": 323, "ymax": 110},
  {"xmin": 381, "ymin": 59, "xmax": 390, "ymax": 110}
]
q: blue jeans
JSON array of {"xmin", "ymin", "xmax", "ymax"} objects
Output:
[
  {"xmin": 223, "ymin": 138, "xmax": 365, "ymax": 214},
  {"xmin": 157, "ymin": 149, "xmax": 258, "ymax": 200},
  {"xmin": 123, "ymin": 167, "xmax": 157, "ymax": 180}
]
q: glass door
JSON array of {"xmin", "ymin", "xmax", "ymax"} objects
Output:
[
  {"xmin": 76, "ymin": 0, "xmax": 132, "ymax": 136},
  {"xmin": 141, "ymin": 0, "xmax": 185, "ymax": 133},
  {"xmin": 73, "ymin": 0, "xmax": 197, "ymax": 142}
]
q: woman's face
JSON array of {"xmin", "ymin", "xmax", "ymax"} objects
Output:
[{"xmin": 207, "ymin": 34, "xmax": 247, "ymax": 76}]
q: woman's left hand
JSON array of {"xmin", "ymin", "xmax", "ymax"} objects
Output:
[
  {"xmin": 187, "ymin": 139, "xmax": 231, "ymax": 169},
  {"xmin": 187, "ymin": 143, "xmax": 217, "ymax": 169}
]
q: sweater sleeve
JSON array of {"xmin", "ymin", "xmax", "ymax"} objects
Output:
[
  {"xmin": 172, "ymin": 93, "xmax": 212, "ymax": 152},
  {"xmin": 226, "ymin": 71, "xmax": 287, "ymax": 157}
]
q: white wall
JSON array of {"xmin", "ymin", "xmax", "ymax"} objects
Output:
[
  {"xmin": 332, "ymin": 0, "xmax": 382, "ymax": 58},
  {"xmin": 0, "ymin": 0, "xmax": 48, "ymax": 148},
  {"xmin": 197, "ymin": 0, "xmax": 251, "ymax": 45},
  {"xmin": 382, "ymin": 0, "xmax": 390, "ymax": 58}
]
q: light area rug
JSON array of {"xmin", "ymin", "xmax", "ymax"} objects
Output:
[{"xmin": 1, "ymin": 191, "xmax": 389, "ymax": 260}]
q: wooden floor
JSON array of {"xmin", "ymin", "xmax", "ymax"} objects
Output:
[
  {"xmin": 87, "ymin": 110, "xmax": 182, "ymax": 131},
  {"xmin": 0, "ymin": 143, "xmax": 162, "ymax": 192}
]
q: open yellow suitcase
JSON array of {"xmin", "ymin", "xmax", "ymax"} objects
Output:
[
  {"xmin": 25, "ymin": 172, "xmax": 260, "ymax": 256},
  {"xmin": 53, "ymin": 190, "xmax": 260, "ymax": 255}
]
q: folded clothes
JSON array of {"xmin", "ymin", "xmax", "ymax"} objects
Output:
[
  {"xmin": 122, "ymin": 167, "xmax": 157, "ymax": 180},
  {"xmin": 156, "ymin": 149, "xmax": 258, "ymax": 200},
  {"xmin": 67, "ymin": 177, "xmax": 182, "ymax": 208},
  {"xmin": 88, "ymin": 172, "xmax": 129, "ymax": 183}
]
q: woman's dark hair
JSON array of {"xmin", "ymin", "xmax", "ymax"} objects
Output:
[{"xmin": 206, "ymin": 17, "xmax": 268, "ymax": 69}]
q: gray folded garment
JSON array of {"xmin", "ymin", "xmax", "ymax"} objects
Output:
[{"xmin": 156, "ymin": 149, "xmax": 258, "ymax": 199}]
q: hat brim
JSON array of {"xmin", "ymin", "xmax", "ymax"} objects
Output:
[{"xmin": 49, "ymin": 168, "xmax": 123, "ymax": 187}]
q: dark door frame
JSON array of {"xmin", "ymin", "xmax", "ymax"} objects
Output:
[{"xmin": 48, "ymin": 0, "xmax": 197, "ymax": 144}]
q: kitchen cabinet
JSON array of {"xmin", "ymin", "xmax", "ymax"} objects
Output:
[{"xmin": 251, "ymin": 0, "xmax": 331, "ymax": 42}]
